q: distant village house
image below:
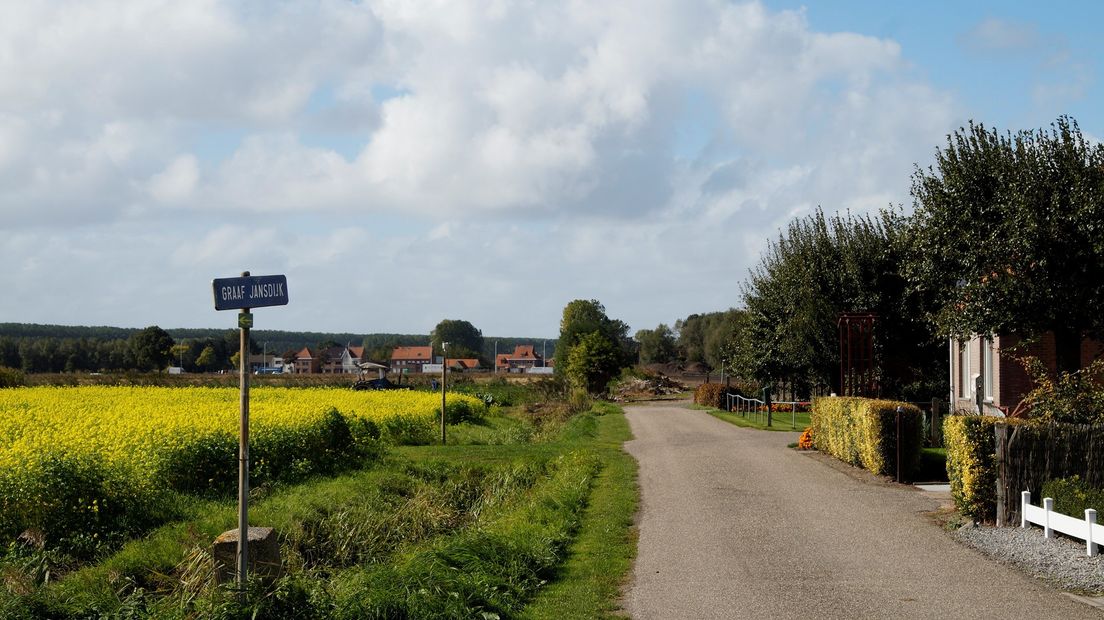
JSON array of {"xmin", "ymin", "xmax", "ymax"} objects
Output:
[
  {"xmin": 390, "ymin": 346, "xmax": 434, "ymax": 374},
  {"xmin": 496, "ymin": 345, "xmax": 547, "ymax": 373}
]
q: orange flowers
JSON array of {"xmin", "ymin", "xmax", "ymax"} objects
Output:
[{"xmin": 798, "ymin": 427, "xmax": 814, "ymax": 450}]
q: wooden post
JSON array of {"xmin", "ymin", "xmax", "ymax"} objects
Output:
[
  {"xmin": 995, "ymin": 424, "xmax": 1008, "ymax": 527},
  {"xmin": 930, "ymin": 398, "xmax": 941, "ymax": 447},
  {"xmin": 237, "ymin": 271, "xmax": 252, "ymax": 599},
  {"xmin": 895, "ymin": 406, "xmax": 902, "ymax": 483}
]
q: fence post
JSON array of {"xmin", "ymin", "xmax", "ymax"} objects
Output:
[
  {"xmin": 895, "ymin": 406, "xmax": 902, "ymax": 483},
  {"xmin": 1021, "ymin": 491, "xmax": 1030, "ymax": 528},
  {"xmin": 1043, "ymin": 498, "xmax": 1054, "ymax": 539},
  {"xmin": 930, "ymin": 398, "xmax": 942, "ymax": 447},
  {"xmin": 995, "ymin": 424, "xmax": 1008, "ymax": 527},
  {"xmin": 1088, "ymin": 509, "xmax": 1098, "ymax": 557}
]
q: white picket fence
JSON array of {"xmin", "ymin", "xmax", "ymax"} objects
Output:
[{"xmin": 1021, "ymin": 491, "xmax": 1102, "ymax": 557}]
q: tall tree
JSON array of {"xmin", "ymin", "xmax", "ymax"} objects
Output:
[
  {"xmin": 635, "ymin": 324, "xmax": 677, "ymax": 364},
  {"xmin": 556, "ymin": 299, "xmax": 632, "ymax": 392},
  {"xmin": 195, "ymin": 345, "xmax": 217, "ymax": 372},
  {"xmin": 566, "ymin": 331, "xmax": 622, "ymax": 393},
  {"xmin": 129, "ymin": 326, "xmax": 175, "ymax": 372},
  {"xmin": 906, "ymin": 116, "xmax": 1104, "ymax": 374},
  {"xmin": 430, "ymin": 319, "xmax": 484, "ymax": 359},
  {"xmin": 675, "ymin": 310, "xmax": 748, "ymax": 369},
  {"xmin": 739, "ymin": 208, "xmax": 944, "ymax": 399}
]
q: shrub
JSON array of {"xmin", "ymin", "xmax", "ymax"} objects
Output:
[
  {"xmin": 1042, "ymin": 475, "xmax": 1104, "ymax": 519},
  {"xmin": 443, "ymin": 396, "xmax": 484, "ymax": 424},
  {"xmin": 0, "ymin": 366, "xmax": 25, "ymax": 388},
  {"xmin": 694, "ymin": 383, "xmax": 731, "ymax": 409},
  {"xmin": 943, "ymin": 415, "xmax": 1025, "ymax": 522},
  {"xmin": 567, "ymin": 388, "xmax": 592, "ymax": 414},
  {"xmin": 1020, "ymin": 356, "xmax": 1104, "ymax": 423},
  {"xmin": 809, "ymin": 397, "xmax": 864, "ymax": 465},
  {"xmin": 810, "ymin": 397, "xmax": 922, "ymax": 478}
]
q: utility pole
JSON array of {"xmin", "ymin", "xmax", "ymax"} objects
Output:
[{"xmin": 441, "ymin": 342, "xmax": 449, "ymax": 444}]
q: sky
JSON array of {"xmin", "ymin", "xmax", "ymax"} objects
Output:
[{"xmin": 1, "ymin": 0, "xmax": 1100, "ymax": 339}]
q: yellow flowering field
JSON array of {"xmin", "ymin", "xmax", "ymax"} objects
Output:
[{"xmin": 0, "ymin": 386, "xmax": 484, "ymax": 550}]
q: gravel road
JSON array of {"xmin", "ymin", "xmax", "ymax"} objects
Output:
[{"xmin": 622, "ymin": 401, "xmax": 1100, "ymax": 619}]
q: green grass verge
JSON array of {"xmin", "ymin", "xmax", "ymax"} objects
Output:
[
  {"xmin": 519, "ymin": 405, "xmax": 637, "ymax": 619},
  {"xmin": 692, "ymin": 404, "xmax": 810, "ymax": 431}
]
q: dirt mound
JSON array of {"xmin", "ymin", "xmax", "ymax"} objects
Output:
[
  {"xmin": 612, "ymin": 373, "xmax": 688, "ymax": 402},
  {"xmin": 683, "ymin": 362, "xmax": 709, "ymax": 374}
]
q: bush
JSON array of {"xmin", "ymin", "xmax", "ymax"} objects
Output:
[
  {"xmin": 694, "ymin": 383, "xmax": 732, "ymax": 409},
  {"xmin": 810, "ymin": 397, "xmax": 922, "ymax": 479},
  {"xmin": 0, "ymin": 452, "xmax": 176, "ymax": 557},
  {"xmin": 1020, "ymin": 357, "xmax": 1104, "ymax": 423},
  {"xmin": 797, "ymin": 427, "xmax": 813, "ymax": 450},
  {"xmin": 0, "ymin": 366, "xmax": 25, "ymax": 388},
  {"xmin": 1042, "ymin": 475, "xmax": 1104, "ymax": 519},
  {"xmin": 443, "ymin": 397, "xmax": 484, "ymax": 424},
  {"xmin": 943, "ymin": 415, "xmax": 1025, "ymax": 522}
]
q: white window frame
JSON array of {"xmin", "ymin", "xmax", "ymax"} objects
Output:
[
  {"xmin": 958, "ymin": 339, "xmax": 970, "ymax": 399},
  {"xmin": 982, "ymin": 337, "xmax": 994, "ymax": 401}
]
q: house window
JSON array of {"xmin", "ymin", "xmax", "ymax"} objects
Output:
[
  {"xmin": 983, "ymin": 337, "xmax": 994, "ymax": 400},
  {"xmin": 958, "ymin": 340, "xmax": 970, "ymax": 398}
]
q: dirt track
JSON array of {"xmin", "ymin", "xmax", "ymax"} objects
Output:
[{"xmin": 622, "ymin": 401, "xmax": 1099, "ymax": 619}]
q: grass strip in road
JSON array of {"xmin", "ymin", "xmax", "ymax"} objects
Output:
[
  {"xmin": 519, "ymin": 404, "xmax": 638, "ymax": 620},
  {"xmin": 692, "ymin": 404, "xmax": 810, "ymax": 432}
]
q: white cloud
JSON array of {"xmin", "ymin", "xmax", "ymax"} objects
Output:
[
  {"xmin": 0, "ymin": 0, "xmax": 964, "ymax": 333},
  {"xmin": 959, "ymin": 17, "xmax": 1040, "ymax": 53},
  {"xmin": 148, "ymin": 155, "xmax": 200, "ymax": 204}
]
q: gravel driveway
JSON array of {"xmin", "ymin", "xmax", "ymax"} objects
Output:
[{"xmin": 622, "ymin": 401, "xmax": 1100, "ymax": 619}]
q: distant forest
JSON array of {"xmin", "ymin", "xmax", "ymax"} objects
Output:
[{"xmin": 0, "ymin": 323, "xmax": 555, "ymax": 374}]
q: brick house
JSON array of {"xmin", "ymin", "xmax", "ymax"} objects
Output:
[
  {"xmin": 496, "ymin": 345, "xmax": 544, "ymax": 372},
  {"xmin": 291, "ymin": 345, "xmax": 366, "ymax": 374},
  {"xmin": 949, "ymin": 333, "xmax": 1104, "ymax": 416},
  {"xmin": 292, "ymin": 347, "xmax": 320, "ymax": 374},
  {"xmin": 391, "ymin": 346, "xmax": 434, "ymax": 374},
  {"xmin": 448, "ymin": 358, "xmax": 481, "ymax": 371}
]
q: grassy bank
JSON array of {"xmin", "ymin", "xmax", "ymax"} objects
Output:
[
  {"xmin": 694, "ymin": 404, "xmax": 810, "ymax": 432},
  {"xmin": 1, "ymin": 400, "xmax": 638, "ymax": 619}
]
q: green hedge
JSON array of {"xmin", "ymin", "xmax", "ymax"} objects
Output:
[
  {"xmin": 943, "ymin": 415, "xmax": 1028, "ymax": 522},
  {"xmin": 810, "ymin": 397, "xmax": 922, "ymax": 479},
  {"xmin": 1042, "ymin": 476, "xmax": 1104, "ymax": 519}
]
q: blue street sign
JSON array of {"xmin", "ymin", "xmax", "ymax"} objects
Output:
[{"xmin": 212, "ymin": 274, "xmax": 289, "ymax": 311}]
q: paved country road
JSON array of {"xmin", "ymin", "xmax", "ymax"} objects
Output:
[{"xmin": 622, "ymin": 401, "xmax": 1100, "ymax": 619}]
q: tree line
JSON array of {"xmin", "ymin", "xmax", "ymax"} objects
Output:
[
  {"xmin": 634, "ymin": 116, "xmax": 1104, "ymax": 400},
  {"xmin": 0, "ymin": 321, "xmax": 557, "ymax": 374}
]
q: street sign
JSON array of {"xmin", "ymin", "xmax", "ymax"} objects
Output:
[
  {"xmin": 212, "ymin": 274, "xmax": 289, "ymax": 311},
  {"xmin": 209, "ymin": 270, "xmax": 289, "ymax": 601}
]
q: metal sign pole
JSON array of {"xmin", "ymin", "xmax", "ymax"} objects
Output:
[
  {"xmin": 237, "ymin": 276, "xmax": 252, "ymax": 599},
  {"xmin": 210, "ymin": 269, "xmax": 288, "ymax": 601}
]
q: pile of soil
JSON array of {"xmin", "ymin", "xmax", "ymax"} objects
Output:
[{"xmin": 612, "ymin": 374, "xmax": 688, "ymax": 402}]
